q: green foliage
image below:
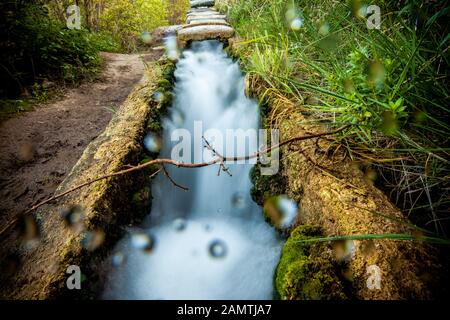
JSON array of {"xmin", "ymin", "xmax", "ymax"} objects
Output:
[
  {"xmin": 88, "ymin": 32, "xmax": 123, "ymax": 53},
  {"xmin": 275, "ymin": 225, "xmax": 346, "ymax": 300},
  {"xmin": 0, "ymin": 0, "xmax": 101, "ymax": 99},
  {"xmin": 229, "ymin": 0, "xmax": 450, "ymax": 235},
  {"xmin": 167, "ymin": 0, "xmax": 190, "ymax": 25},
  {"xmin": 1, "ymin": 0, "xmax": 173, "ymax": 102},
  {"xmin": 99, "ymin": 0, "xmax": 169, "ymax": 52}
]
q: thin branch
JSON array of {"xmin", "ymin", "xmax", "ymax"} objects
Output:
[
  {"xmin": 0, "ymin": 125, "xmax": 349, "ymax": 239},
  {"xmin": 162, "ymin": 165, "xmax": 189, "ymax": 191}
]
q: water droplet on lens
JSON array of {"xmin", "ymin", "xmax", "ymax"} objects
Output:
[
  {"xmin": 141, "ymin": 32, "xmax": 152, "ymax": 44},
  {"xmin": 209, "ymin": 240, "xmax": 227, "ymax": 258},
  {"xmin": 217, "ymin": 208, "xmax": 223, "ymax": 213},
  {"xmin": 152, "ymin": 91, "xmax": 164, "ymax": 103},
  {"xmin": 18, "ymin": 142, "xmax": 35, "ymax": 162},
  {"xmin": 18, "ymin": 214, "xmax": 40, "ymax": 243},
  {"xmin": 131, "ymin": 232, "xmax": 154, "ymax": 253},
  {"xmin": 319, "ymin": 22, "xmax": 330, "ymax": 36},
  {"xmin": 285, "ymin": 8, "xmax": 297, "ymax": 22},
  {"xmin": 60, "ymin": 205, "xmax": 85, "ymax": 231},
  {"xmin": 368, "ymin": 60, "xmax": 386, "ymax": 87},
  {"xmin": 357, "ymin": 5, "xmax": 368, "ymax": 18},
  {"xmin": 333, "ymin": 240, "xmax": 355, "ymax": 261},
  {"xmin": 232, "ymin": 192, "xmax": 245, "ymax": 209},
  {"xmin": 290, "ymin": 17, "xmax": 303, "ymax": 30},
  {"xmin": 263, "ymin": 195, "xmax": 298, "ymax": 229},
  {"xmin": 164, "ymin": 35, "xmax": 179, "ymax": 60},
  {"xmin": 81, "ymin": 230, "xmax": 105, "ymax": 251},
  {"xmin": 360, "ymin": 240, "xmax": 376, "ymax": 257},
  {"xmin": 285, "ymin": 4, "xmax": 303, "ymax": 31},
  {"xmin": 144, "ymin": 133, "xmax": 162, "ymax": 153},
  {"xmin": 173, "ymin": 218, "xmax": 187, "ymax": 231},
  {"xmin": 112, "ymin": 252, "xmax": 125, "ymax": 267},
  {"xmin": 172, "ymin": 109, "xmax": 184, "ymax": 126},
  {"xmin": 364, "ymin": 168, "xmax": 377, "ymax": 185}
]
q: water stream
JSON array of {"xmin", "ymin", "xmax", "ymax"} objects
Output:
[{"xmin": 103, "ymin": 41, "xmax": 283, "ymax": 300}]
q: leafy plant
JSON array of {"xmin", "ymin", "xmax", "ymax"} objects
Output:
[{"xmin": 228, "ymin": 0, "xmax": 450, "ymax": 235}]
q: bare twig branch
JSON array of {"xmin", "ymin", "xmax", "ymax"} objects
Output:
[
  {"xmin": 162, "ymin": 165, "xmax": 189, "ymax": 191},
  {"xmin": 0, "ymin": 125, "xmax": 349, "ymax": 239}
]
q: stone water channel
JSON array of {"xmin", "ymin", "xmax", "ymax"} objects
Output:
[{"xmin": 102, "ymin": 1, "xmax": 287, "ymax": 299}]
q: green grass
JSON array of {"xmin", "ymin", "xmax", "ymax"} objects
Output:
[
  {"xmin": 226, "ymin": 0, "xmax": 450, "ymax": 236},
  {"xmin": 293, "ymin": 233, "xmax": 450, "ymax": 246},
  {"xmin": 0, "ymin": 99, "xmax": 34, "ymax": 120}
]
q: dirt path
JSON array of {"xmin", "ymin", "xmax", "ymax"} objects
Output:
[{"xmin": 0, "ymin": 52, "xmax": 160, "ymax": 229}]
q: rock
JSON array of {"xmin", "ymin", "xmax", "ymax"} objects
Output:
[
  {"xmin": 190, "ymin": 0, "xmax": 215, "ymax": 8},
  {"xmin": 187, "ymin": 15, "xmax": 227, "ymax": 24},
  {"xmin": 187, "ymin": 10, "xmax": 219, "ymax": 17},
  {"xmin": 151, "ymin": 25, "xmax": 183, "ymax": 46},
  {"xmin": 185, "ymin": 20, "xmax": 230, "ymax": 27},
  {"xmin": 188, "ymin": 7, "xmax": 213, "ymax": 14},
  {"xmin": 177, "ymin": 25, "xmax": 235, "ymax": 47}
]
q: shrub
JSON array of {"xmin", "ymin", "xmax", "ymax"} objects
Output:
[
  {"xmin": 0, "ymin": 0, "xmax": 101, "ymax": 98},
  {"xmin": 228, "ymin": 0, "xmax": 450, "ymax": 234}
]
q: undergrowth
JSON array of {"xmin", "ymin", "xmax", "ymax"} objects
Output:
[{"xmin": 225, "ymin": 0, "xmax": 450, "ymax": 237}]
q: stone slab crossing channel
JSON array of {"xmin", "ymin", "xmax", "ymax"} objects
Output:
[{"xmin": 177, "ymin": 0, "xmax": 235, "ymax": 47}]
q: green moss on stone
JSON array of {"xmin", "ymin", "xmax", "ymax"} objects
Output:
[
  {"xmin": 275, "ymin": 225, "xmax": 347, "ymax": 300},
  {"xmin": 250, "ymin": 163, "xmax": 286, "ymax": 206}
]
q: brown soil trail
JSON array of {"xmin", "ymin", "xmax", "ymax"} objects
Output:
[{"xmin": 0, "ymin": 52, "xmax": 153, "ymax": 230}]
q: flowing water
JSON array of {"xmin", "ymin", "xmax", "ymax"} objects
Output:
[{"xmin": 103, "ymin": 41, "xmax": 284, "ymax": 300}]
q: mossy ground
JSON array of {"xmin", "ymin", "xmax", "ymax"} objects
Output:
[{"xmin": 275, "ymin": 225, "xmax": 346, "ymax": 300}]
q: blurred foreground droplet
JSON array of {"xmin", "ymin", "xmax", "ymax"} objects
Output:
[
  {"xmin": 18, "ymin": 214, "xmax": 40, "ymax": 249},
  {"xmin": 285, "ymin": 3, "xmax": 303, "ymax": 31},
  {"xmin": 172, "ymin": 109, "xmax": 185, "ymax": 126},
  {"xmin": 232, "ymin": 192, "xmax": 246, "ymax": 209},
  {"xmin": 131, "ymin": 231, "xmax": 154, "ymax": 253},
  {"xmin": 381, "ymin": 111, "xmax": 398, "ymax": 136},
  {"xmin": 364, "ymin": 168, "xmax": 377, "ymax": 185},
  {"xmin": 81, "ymin": 230, "xmax": 105, "ymax": 251},
  {"xmin": 60, "ymin": 205, "xmax": 85, "ymax": 232},
  {"xmin": 264, "ymin": 195, "xmax": 298, "ymax": 229},
  {"xmin": 140, "ymin": 32, "xmax": 152, "ymax": 44},
  {"xmin": 112, "ymin": 252, "xmax": 125, "ymax": 268},
  {"xmin": 290, "ymin": 17, "xmax": 303, "ymax": 30},
  {"xmin": 360, "ymin": 239, "xmax": 376, "ymax": 257},
  {"xmin": 152, "ymin": 91, "xmax": 164, "ymax": 103},
  {"xmin": 368, "ymin": 60, "xmax": 385, "ymax": 88},
  {"xmin": 173, "ymin": 218, "xmax": 187, "ymax": 231},
  {"xmin": 209, "ymin": 239, "xmax": 227, "ymax": 258},
  {"xmin": 164, "ymin": 35, "xmax": 179, "ymax": 60},
  {"xmin": 18, "ymin": 143, "xmax": 35, "ymax": 162},
  {"xmin": 333, "ymin": 240, "xmax": 355, "ymax": 261},
  {"xmin": 144, "ymin": 132, "xmax": 162, "ymax": 153},
  {"xmin": 318, "ymin": 22, "xmax": 330, "ymax": 36}
]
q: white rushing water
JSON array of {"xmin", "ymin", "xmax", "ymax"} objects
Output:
[{"xmin": 103, "ymin": 41, "xmax": 283, "ymax": 300}]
